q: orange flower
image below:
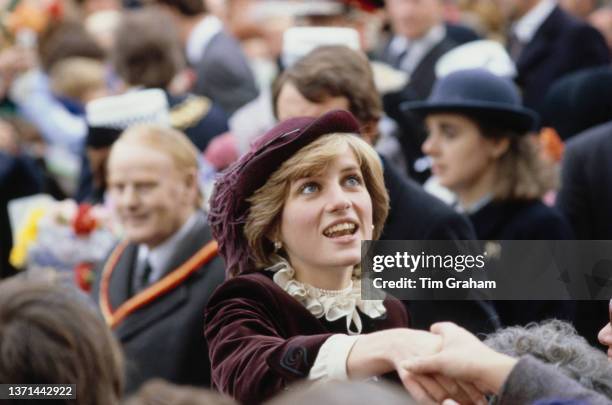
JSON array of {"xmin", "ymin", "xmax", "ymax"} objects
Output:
[
  {"xmin": 5, "ymin": 3, "xmax": 49, "ymax": 34},
  {"xmin": 539, "ymin": 127, "xmax": 565, "ymax": 163}
]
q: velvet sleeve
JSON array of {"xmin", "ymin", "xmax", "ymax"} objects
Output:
[{"xmin": 204, "ymin": 276, "xmax": 334, "ymax": 404}]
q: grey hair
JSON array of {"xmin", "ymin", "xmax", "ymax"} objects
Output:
[{"xmin": 485, "ymin": 320, "xmax": 612, "ymax": 397}]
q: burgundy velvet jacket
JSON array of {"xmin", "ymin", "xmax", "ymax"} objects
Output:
[{"xmin": 204, "ymin": 271, "xmax": 409, "ymax": 404}]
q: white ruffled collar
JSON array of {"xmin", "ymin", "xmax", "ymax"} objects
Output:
[{"xmin": 266, "ymin": 260, "xmax": 386, "ymax": 335}]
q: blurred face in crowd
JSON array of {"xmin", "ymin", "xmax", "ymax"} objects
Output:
[
  {"xmin": 280, "ymin": 147, "xmax": 373, "ymax": 284},
  {"xmin": 422, "ymin": 113, "xmax": 508, "ymax": 200},
  {"xmin": 385, "ymin": 0, "xmax": 443, "ymax": 40},
  {"xmin": 275, "ymin": 80, "xmax": 380, "ymax": 146},
  {"xmin": 498, "ymin": 0, "xmax": 540, "ymax": 21},
  {"xmin": 590, "ymin": 8, "xmax": 612, "ymax": 53},
  {"xmin": 107, "ymin": 140, "xmax": 197, "ymax": 247},
  {"xmin": 560, "ymin": 0, "xmax": 597, "ymax": 19},
  {"xmin": 81, "ymin": 0, "xmax": 121, "ymax": 15},
  {"xmin": 276, "ymin": 82, "xmax": 350, "ymax": 122},
  {"xmin": 597, "ymin": 300, "xmax": 612, "ymax": 360},
  {"xmin": 87, "ymin": 147, "xmax": 110, "ymax": 190},
  {"xmin": 0, "ymin": 119, "xmax": 18, "ymax": 155}
]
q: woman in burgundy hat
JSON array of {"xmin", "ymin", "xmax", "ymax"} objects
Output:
[{"xmin": 204, "ymin": 110, "xmax": 481, "ymax": 404}]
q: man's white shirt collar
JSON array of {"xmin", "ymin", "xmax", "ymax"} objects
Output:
[
  {"xmin": 136, "ymin": 211, "xmax": 200, "ymax": 284},
  {"xmin": 186, "ymin": 15, "xmax": 223, "ymax": 65},
  {"xmin": 389, "ymin": 24, "xmax": 446, "ymax": 75},
  {"xmin": 512, "ymin": 0, "xmax": 557, "ymax": 43}
]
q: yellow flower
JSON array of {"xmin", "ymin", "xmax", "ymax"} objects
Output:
[{"xmin": 9, "ymin": 207, "xmax": 47, "ymax": 269}]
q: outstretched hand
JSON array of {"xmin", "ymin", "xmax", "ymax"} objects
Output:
[
  {"xmin": 402, "ymin": 322, "xmax": 518, "ymax": 398},
  {"xmin": 391, "ymin": 328, "xmax": 486, "ymax": 405}
]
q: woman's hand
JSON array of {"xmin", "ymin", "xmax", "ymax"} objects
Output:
[
  {"xmin": 346, "ymin": 328, "xmax": 441, "ymax": 379},
  {"xmin": 347, "ymin": 328, "xmax": 483, "ymax": 404},
  {"xmin": 403, "ymin": 322, "xmax": 518, "ymax": 396}
]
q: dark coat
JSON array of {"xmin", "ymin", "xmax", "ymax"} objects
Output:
[
  {"xmin": 192, "ymin": 31, "xmax": 259, "ymax": 115},
  {"xmin": 0, "ymin": 153, "xmax": 42, "ymax": 278},
  {"xmin": 514, "ymin": 6, "xmax": 610, "ymax": 115},
  {"xmin": 377, "ymin": 36, "xmax": 458, "ymax": 181},
  {"xmin": 377, "ymin": 35, "xmax": 457, "ymax": 109},
  {"xmin": 381, "ymin": 158, "xmax": 499, "ymax": 334},
  {"xmin": 498, "ymin": 356, "xmax": 612, "ymax": 405},
  {"xmin": 556, "ymin": 120, "xmax": 612, "ymax": 240},
  {"xmin": 445, "ymin": 23, "xmax": 480, "ymax": 45},
  {"xmin": 556, "ymin": 121, "xmax": 612, "ymax": 347},
  {"xmin": 469, "ymin": 199, "xmax": 574, "ymax": 241},
  {"xmin": 204, "ymin": 271, "xmax": 408, "ymax": 405},
  {"xmin": 381, "ymin": 157, "xmax": 476, "ymax": 241},
  {"xmin": 92, "ymin": 211, "xmax": 225, "ymax": 393},
  {"xmin": 469, "ymin": 199, "xmax": 575, "ymax": 329}
]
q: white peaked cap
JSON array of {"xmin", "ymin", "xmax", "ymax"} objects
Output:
[
  {"xmin": 85, "ymin": 9, "xmax": 121, "ymax": 37},
  {"xmin": 282, "ymin": 26, "xmax": 361, "ymax": 68},
  {"xmin": 252, "ymin": 1, "xmax": 345, "ymax": 19},
  {"xmin": 435, "ymin": 40, "xmax": 517, "ymax": 79},
  {"xmin": 281, "ymin": 26, "xmax": 408, "ymax": 95},
  {"xmin": 86, "ymin": 88, "xmax": 170, "ymax": 129}
]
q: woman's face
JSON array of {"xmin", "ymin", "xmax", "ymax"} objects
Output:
[
  {"xmin": 279, "ymin": 147, "xmax": 373, "ymax": 274},
  {"xmin": 422, "ymin": 113, "xmax": 502, "ymax": 193}
]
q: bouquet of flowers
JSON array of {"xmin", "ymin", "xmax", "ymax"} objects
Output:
[
  {"xmin": 1, "ymin": 0, "xmax": 64, "ymax": 41},
  {"xmin": 10, "ymin": 199, "xmax": 120, "ymax": 291}
]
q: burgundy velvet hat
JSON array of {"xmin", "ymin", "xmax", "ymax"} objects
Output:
[{"xmin": 208, "ymin": 109, "xmax": 361, "ymax": 277}]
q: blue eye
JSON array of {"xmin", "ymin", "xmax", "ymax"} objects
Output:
[
  {"xmin": 345, "ymin": 175, "xmax": 362, "ymax": 187},
  {"xmin": 300, "ymin": 182, "xmax": 319, "ymax": 194}
]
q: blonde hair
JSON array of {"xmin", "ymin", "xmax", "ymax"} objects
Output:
[
  {"xmin": 49, "ymin": 57, "xmax": 106, "ymax": 102},
  {"xmin": 111, "ymin": 124, "xmax": 203, "ymax": 206},
  {"xmin": 485, "ymin": 130, "xmax": 557, "ymax": 200},
  {"xmin": 244, "ymin": 133, "xmax": 389, "ymax": 271}
]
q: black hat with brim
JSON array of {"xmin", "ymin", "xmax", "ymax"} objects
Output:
[{"xmin": 401, "ymin": 68, "xmax": 539, "ymax": 134}]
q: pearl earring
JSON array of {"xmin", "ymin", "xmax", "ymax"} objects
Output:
[{"xmin": 273, "ymin": 240, "xmax": 282, "ymax": 252}]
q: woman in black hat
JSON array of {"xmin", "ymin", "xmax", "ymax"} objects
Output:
[
  {"xmin": 403, "ymin": 68, "xmax": 574, "ymax": 327},
  {"xmin": 204, "ymin": 110, "xmax": 481, "ymax": 405},
  {"xmin": 403, "ymin": 68, "xmax": 572, "ymax": 241}
]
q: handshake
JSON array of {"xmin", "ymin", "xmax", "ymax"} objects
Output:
[{"xmin": 347, "ymin": 322, "xmax": 519, "ymax": 405}]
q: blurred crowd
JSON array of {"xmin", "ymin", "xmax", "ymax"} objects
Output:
[{"xmin": 2, "ymin": 0, "xmax": 612, "ymax": 404}]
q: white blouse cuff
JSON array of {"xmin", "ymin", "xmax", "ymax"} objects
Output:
[{"xmin": 308, "ymin": 334, "xmax": 360, "ymax": 381}]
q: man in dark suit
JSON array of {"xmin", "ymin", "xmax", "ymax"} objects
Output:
[
  {"xmin": 374, "ymin": 0, "xmax": 465, "ymax": 101},
  {"xmin": 273, "ymin": 45, "xmax": 499, "ymax": 335},
  {"xmin": 93, "ymin": 124, "xmax": 225, "ymax": 393},
  {"xmin": 373, "ymin": 0, "xmax": 473, "ymax": 181},
  {"xmin": 556, "ymin": 120, "xmax": 612, "ymax": 346},
  {"xmin": 504, "ymin": 0, "xmax": 610, "ymax": 115},
  {"xmin": 557, "ymin": 120, "xmax": 612, "ymax": 240},
  {"xmin": 153, "ymin": 0, "xmax": 258, "ymax": 115}
]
